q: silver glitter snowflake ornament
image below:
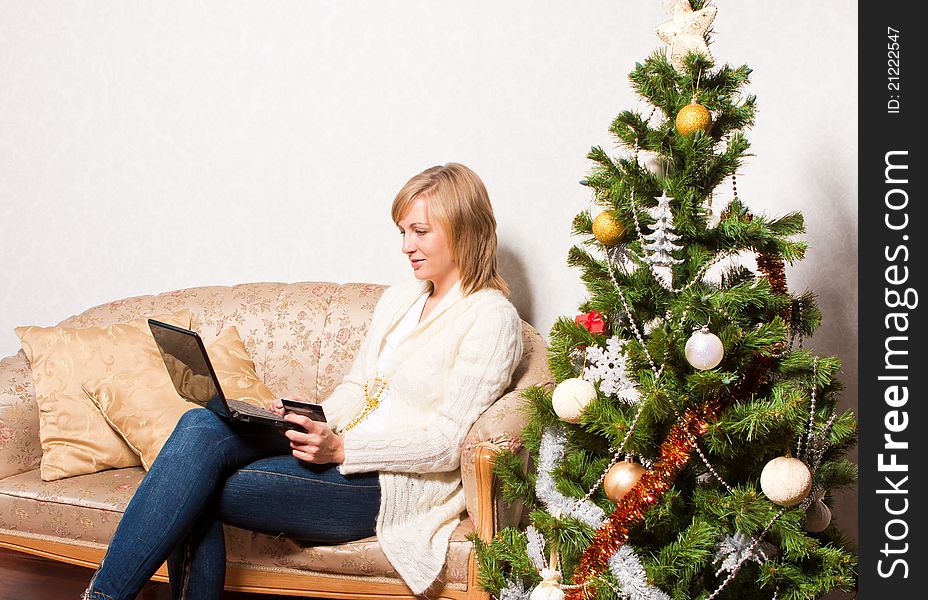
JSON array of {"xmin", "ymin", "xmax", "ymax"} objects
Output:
[
  {"xmin": 714, "ymin": 531, "xmax": 777, "ymax": 576},
  {"xmin": 583, "ymin": 336, "xmax": 641, "ymax": 404}
]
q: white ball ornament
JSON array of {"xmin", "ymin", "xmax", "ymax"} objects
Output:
[
  {"xmin": 529, "ymin": 568, "xmax": 565, "ymax": 600},
  {"xmin": 760, "ymin": 457, "xmax": 813, "ymax": 507},
  {"xmin": 552, "ymin": 377, "xmax": 597, "ymax": 423},
  {"xmin": 637, "ymin": 150, "xmax": 671, "ymax": 178},
  {"xmin": 684, "ymin": 327, "xmax": 724, "ymax": 370}
]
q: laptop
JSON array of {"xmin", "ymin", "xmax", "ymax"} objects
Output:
[{"xmin": 148, "ymin": 318, "xmax": 302, "ymax": 430}]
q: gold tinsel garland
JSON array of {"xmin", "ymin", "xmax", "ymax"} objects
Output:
[
  {"xmin": 755, "ymin": 251, "xmax": 791, "ymax": 327},
  {"xmin": 565, "ymin": 251, "xmax": 789, "ymax": 598}
]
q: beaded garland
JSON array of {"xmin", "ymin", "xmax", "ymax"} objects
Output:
[{"xmin": 341, "ymin": 376, "xmax": 390, "ymax": 432}]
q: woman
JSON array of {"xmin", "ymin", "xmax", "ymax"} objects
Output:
[{"xmin": 82, "ymin": 163, "xmax": 524, "ymax": 599}]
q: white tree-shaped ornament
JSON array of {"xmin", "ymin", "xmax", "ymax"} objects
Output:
[{"xmin": 642, "ymin": 192, "xmax": 683, "ymax": 288}]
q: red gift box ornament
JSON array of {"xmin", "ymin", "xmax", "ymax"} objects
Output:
[{"xmin": 575, "ymin": 310, "xmax": 606, "ymax": 334}]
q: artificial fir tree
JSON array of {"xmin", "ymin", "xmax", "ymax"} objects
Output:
[{"xmin": 473, "ymin": 2, "xmax": 857, "ymax": 599}]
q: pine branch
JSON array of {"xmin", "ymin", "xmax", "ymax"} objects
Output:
[
  {"xmin": 567, "ymin": 244, "xmax": 607, "ymax": 274},
  {"xmin": 700, "ymin": 131, "xmax": 752, "ymax": 191},
  {"xmin": 639, "ymin": 486, "xmax": 690, "ymax": 542},
  {"xmin": 645, "ymin": 519, "xmax": 719, "ymax": 593},
  {"xmin": 766, "ymin": 211, "xmax": 806, "ymax": 238},
  {"xmin": 630, "ymin": 51, "xmax": 686, "ymax": 114},
  {"xmin": 519, "ymin": 386, "xmax": 560, "ymax": 454},
  {"xmin": 825, "ymin": 409, "xmax": 858, "ymax": 449},
  {"xmin": 739, "ymin": 317, "xmax": 790, "ymax": 357},
  {"xmin": 471, "ymin": 527, "xmax": 537, "ymax": 594},
  {"xmin": 582, "ymin": 392, "xmax": 667, "ymax": 456},
  {"xmin": 494, "ymin": 447, "xmax": 538, "ymax": 505},
  {"xmin": 770, "ymin": 510, "xmax": 818, "ymax": 562},
  {"xmin": 776, "ymin": 351, "xmax": 842, "ymax": 386},
  {"xmin": 609, "ymin": 110, "xmax": 651, "ymax": 148},
  {"xmin": 762, "ymin": 544, "xmax": 857, "ymax": 599},
  {"xmin": 790, "ymin": 291, "xmax": 823, "ymax": 338},
  {"xmin": 701, "ymin": 485, "xmax": 774, "ymax": 534},
  {"xmin": 814, "ymin": 459, "xmax": 858, "ymax": 490},
  {"xmin": 714, "ymin": 382, "xmax": 806, "ymax": 445},
  {"xmin": 561, "ymin": 450, "xmax": 609, "ymax": 500},
  {"xmin": 531, "ymin": 508, "xmax": 598, "ymax": 563},
  {"xmin": 549, "ymin": 316, "xmax": 601, "ymax": 382},
  {"xmin": 571, "ymin": 212, "xmax": 596, "ymax": 243}
]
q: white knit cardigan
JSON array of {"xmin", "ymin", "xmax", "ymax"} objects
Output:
[{"xmin": 321, "ymin": 279, "xmax": 523, "ymax": 594}]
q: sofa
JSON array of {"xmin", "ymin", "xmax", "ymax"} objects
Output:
[{"xmin": 0, "ymin": 281, "xmax": 551, "ymax": 599}]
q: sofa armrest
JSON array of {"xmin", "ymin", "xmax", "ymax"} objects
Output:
[
  {"xmin": 0, "ymin": 351, "xmax": 41, "ymax": 480},
  {"xmin": 461, "ymin": 387, "xmax": 531, "ymax": 530},
  {"xmin": 472, "ymin": 445, "xmax": 499, "ymax": 542}
]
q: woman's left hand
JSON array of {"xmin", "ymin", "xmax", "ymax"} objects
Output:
[{"xmin": 283, "ymin": 413, "xmax": 345, "ymax": 464}]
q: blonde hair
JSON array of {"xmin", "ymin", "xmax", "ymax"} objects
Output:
[{"xmin": 391, "ymin": 163, "xmax": 508, "ymax": 296}]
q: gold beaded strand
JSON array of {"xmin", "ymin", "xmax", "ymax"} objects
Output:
[{"xmin": 341, "ymin": 377, "xmax": 389, "ymax": 432}]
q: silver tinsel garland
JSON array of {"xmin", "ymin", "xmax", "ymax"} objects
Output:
[
  {"xmin": 525, "ymin": 526, "xmax": 547, "ymax": 570},
  {"xmin": 536, "ymin": 426, "xmax": 605, "ymax": 527},
  {"xmin": 608, "ymin": 545, "xmax": 672, "ymax": 600}
]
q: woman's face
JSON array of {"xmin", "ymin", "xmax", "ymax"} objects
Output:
[{"xmin": 397, "ymin": 195, "xmax": 459, "ymax": 289}]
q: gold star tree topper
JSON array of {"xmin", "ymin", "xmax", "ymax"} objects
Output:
[{"xmin": 655, "ymin": 0, "xmax": 718, "ymax": 70}]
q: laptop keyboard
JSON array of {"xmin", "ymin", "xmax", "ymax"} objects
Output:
[{"xmin": 227, "ymin": 399, "xmax": 280, "ymax": 420}]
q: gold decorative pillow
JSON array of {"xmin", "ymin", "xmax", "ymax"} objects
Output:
[
  {"xmin": 15, "ymin": 310, "xmax": 191, "ymax": 481},
  {"xmin": 83, "ymin": 325, "xmax": 277, "ymax": 470},
  {"xmin": 206, "ymin": 325, "xmax": 277, "ymax": 411}
]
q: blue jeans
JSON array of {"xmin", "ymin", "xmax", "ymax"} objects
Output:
[{"xmin": 84, "ymin": 408, "xmax": 381, "ymax": 600}]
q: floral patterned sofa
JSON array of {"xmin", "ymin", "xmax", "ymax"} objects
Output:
[{"xmin": 0, "ymin": 282, "xmax": 551, "ymax": 599}]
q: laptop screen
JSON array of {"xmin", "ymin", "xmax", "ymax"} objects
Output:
[{"xmin": 148, "ymin": 320, "xmax": 228, "ymax": 416}]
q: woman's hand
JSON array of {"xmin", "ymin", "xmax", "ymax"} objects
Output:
[
  {"xmin": 283, "ymin": 413, "xmax": 345, "ymax": 464},
  {"xmin": 268, "ymin": 398, "xmax": 285, "ymax": 417},
  {"xmin": 270, "ymin": 392, "xmax": 310, "ymax": 417}
]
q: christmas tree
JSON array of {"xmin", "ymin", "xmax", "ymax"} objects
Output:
[{"xmin": 473, "ymin": 2, "xmax": 857, "ymax": 599}]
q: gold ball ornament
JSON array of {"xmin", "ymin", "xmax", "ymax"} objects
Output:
[
  {"xmin": 604, "ymin": 460, "xmax": 647, "ymax": 503},
  {"xmin": 675, "ymin": 102, "xmax": 712, "ymax": 136},
  {"xmin": 760, "ymin": 457, "xmax": 812, "ymax": 507},
  {"xmin": 591, "ymin": 211, "xmax": 626, "ymax": 246},
  {"xmin": 551, "ymin": 377, "xmax": 597, "ymax": 423}
]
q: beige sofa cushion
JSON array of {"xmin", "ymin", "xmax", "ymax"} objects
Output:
[
  {"xmin": 0, "ymin": 351, "xmax": 41, "ymax": 481},
  {"xmin": 206, "ymin": 325, "xmax": 278, "ymax": 410},
  {"xmin": 14, "ymin": 310, "xmax": 191, "ymax": 481},
  {"xmin": 84, "ymin": 326, "xmax": 276, "ymax": 470},
  {"xmin": 0, "ymin": 466, "xmax": 470, "ymax": 587}
]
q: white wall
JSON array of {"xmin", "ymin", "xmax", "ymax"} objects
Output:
[{"xmin": 0, "ymin": 0, "xmax": 857, "ymax": 542}]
